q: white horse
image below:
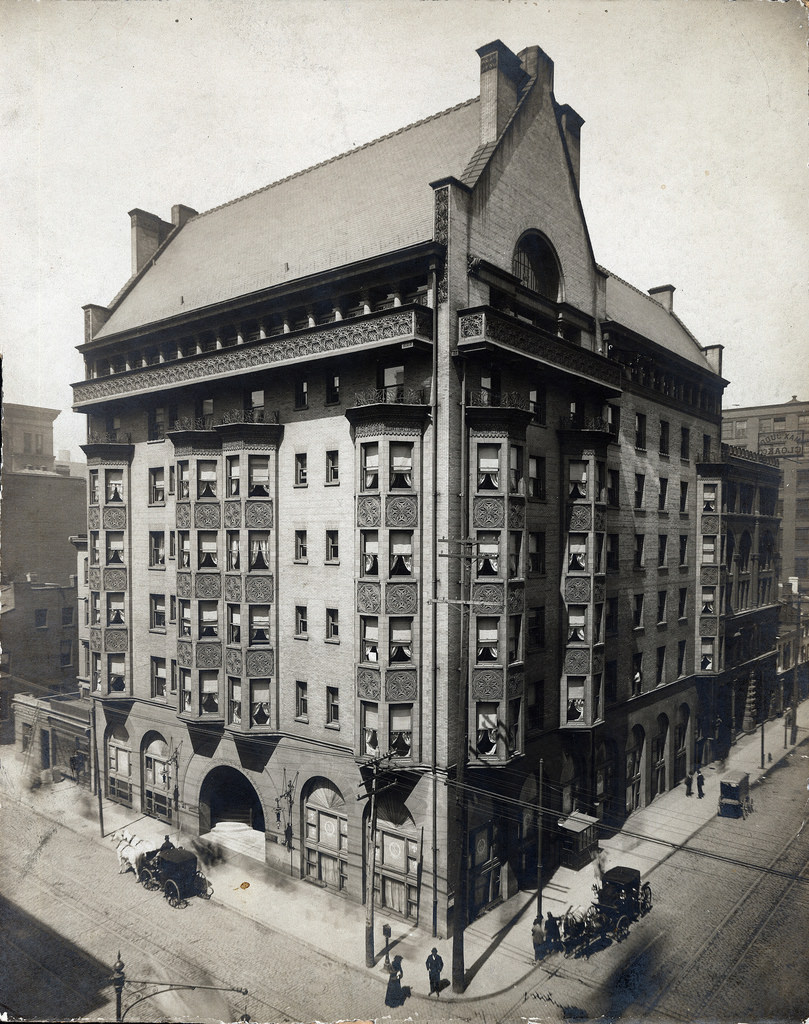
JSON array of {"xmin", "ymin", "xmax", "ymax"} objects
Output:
[{"xmin": 111, "ymin": 830, "xmax": 162, "ymax": 877}]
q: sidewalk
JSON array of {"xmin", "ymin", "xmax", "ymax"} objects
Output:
[{"xmin": 2, "ymin": 700, "xmax": 807, "ymax": 1005}]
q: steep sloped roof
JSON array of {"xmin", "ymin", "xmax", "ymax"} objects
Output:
[
  {"xmin": 96, "ymin": 99, "xmax": 481, "ymax": 340},
  {"xmin": 601, "ymin": 267, "xmax": 714, "ymax": 372}
]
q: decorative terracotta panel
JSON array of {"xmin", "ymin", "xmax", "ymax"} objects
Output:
[
  {"xmin": 357, "ymin": 495, "xmax": 382, "ymax": 527},
  {"xmin": 245, "ymin": 501, "xmax": 273, "ymax": 529},
  {"xmin": 246, "ymin": 649, "xmax": 274, "ymax": 677},
  {"xmin": 196, "ymin": 643, "xmax": 222, "ymax": 668},
  {"xmin": 385, "ymin": 583, "xmax": 418, "ymax": 615},
  {"xmin": 385, "ymin": 669, "xmax": 418, "ymax": 701},
  {"xmin": 103, "ymin": 506, "xmax": 127, "ymax": 530},
  {"xmin": 224, "ymin": 501, "xmax": 242, "ymax": 528},
  {"xmin": 195, "ymin": 503, "xmax": 221, "ymax": 529},
  {"xmin": 357, "ymin": 582, "xmax": 381, "ymax": 614},
  {"xmin": 471, "ymin": 669, "xmax": 503, "ymax": 699},
  {"xmin": 195, "ymin": 573, "xmax": 222, "ymax": 599},
  {"xmin": 473, "ymin": 496, "xmax": 505, "ymax": 529},
  {"xmin": 245, "ymin": 575, "xmax": 274, "ymax": 603},
  {"xmin": 385, "ymin": 495, "xmax": 418, "ymax": 528},
  {"xmin": 103, "ymin": 568, "xmax": 127, "ymax": 591}
]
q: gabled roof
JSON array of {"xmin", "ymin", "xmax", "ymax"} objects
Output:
[
  {"xmin": 96, "ymin": 99, "xmax": 481, "ymax": 340},
  {"xmin": 600, "ymin": 267, "xmax": 715, "ymax": 372}
]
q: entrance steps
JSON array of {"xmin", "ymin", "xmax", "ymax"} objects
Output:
[{"xmin": 199, "ymin": 821, "xmax": 265, "ymax": 862}]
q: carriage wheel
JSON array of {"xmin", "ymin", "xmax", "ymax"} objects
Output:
[
  {"xmin": 640, "ymin": 883, "xmax": 652, "ymax": 916},
  {"xmin": 141, "ymin": 868, "xmax": 159, "ymax": 891},
  {"xmin": 165, "ymin": 880, "xmax": 183, "ymax": 908},
  {"xmin": 613, "ymin": 915, "xmax": 630, "ymax": 942},
  {"xmin": 196, "ymin": 871, "xmax": 213, "ymax": 900}
]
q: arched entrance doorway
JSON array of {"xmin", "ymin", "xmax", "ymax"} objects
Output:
[
  {"xmin": 467, "ymin": 791, "xmax": 501, "ymax": 919},
  {"xmin": 674, "ymin": 704, "xmax": 690, "ymax": 784},
  {"xmin": 142, "ymin": 732, "xmax": 174, "ymax": 824},
  {"xmin": 303, "ymin": 778, "xmax": 348, "ymax": 893},
  {"xmin": 595, "ymin": 739, "xmax": 618, "ymax": 823},
  {"xmin": 651, "ymin": 714, "xmax": 669, "ymax": 800},
  {"xmin": 105, "ymin": 722, "xmax": 132, "ymax": 807},
  {"xmin": 626, "ymin": 725, "xmax": 645, "ymax": 814},
  {"xmin": 199, "ymin": 765, "xmax": 265, "ymax": 834},
  {"xmin": 516, "ymin": 773, "xmax": 539, "ymax": 885},
  {"xmin": 371, "ymin": 792, "xmax": 420, "ymax": 921}
]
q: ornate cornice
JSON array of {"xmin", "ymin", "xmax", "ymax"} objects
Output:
[{"xmin": 73, "ymin": 306, "xmax": 433, "ymax": 409}]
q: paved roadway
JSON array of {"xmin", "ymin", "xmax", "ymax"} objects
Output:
[{"xmin": 2, "ymin": 748, "xmax": 808, "ymax": 1023}]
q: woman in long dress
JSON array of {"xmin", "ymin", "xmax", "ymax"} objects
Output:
[{"xmin": 385, "ymin": 956, "xmax": 406, "ymax": 1007}]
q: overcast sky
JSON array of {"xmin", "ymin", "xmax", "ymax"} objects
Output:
[{"xmin": 2, "ymin": 0, "xmax": 807, "ymax": 458}]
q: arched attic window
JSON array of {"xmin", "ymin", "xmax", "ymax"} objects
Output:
[{"xmin": 512, "ymin": 232, "xmax": 562, "ymax": 301}]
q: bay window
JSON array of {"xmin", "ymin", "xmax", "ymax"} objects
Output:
[
  {"xmin": 362, "ymin": 617, "xmax": 379, "ymax": 662},
  {"xmin": 362, "ymin": 443, "xmax": 379, "ymax": 490},
  {"xmin": 389, "ymin": 618, "xmax": 413, "ymax": 663},
  {"xmin": 362, "ymin": 531, "xmax": 379, "ymax": 576},
  {"xmin": 178, "ymin": 531, "xmax": 190, "ymax": 568},
  {"xmin": 249, "ymin": 605, "xmax": 270, "ymax": 645},
  {"xmin": 226, "ymin": 456, "xmax": 240, "ymax": 496},
  {"xmin": 568, "ymin": 534, "xmax": 586, "ymax": 571},
  {"xmin": 227, "ymin": 604, "xmax": 241, "ymax": 643},
  {"xmin": 229, "ymin": 678, "xmax": 242, "ymax": 724},
  {"xmin": 199, "ymin": 670, "xmax": 219, "ymax": 714},
  {"xmin": 106, "ymin": 469, "xmax": 124, "ymax": 503},
  {"xmin": 179, "ymin": 600, "xmax": 191, "ymax": 637},
  {"xmin": 476, "ymin": 532, "xmax": 499, "ymax": 576},
  {"xmin": 180, "ymin": 668, "xmax": 192, "ymax": 711},
  {"xmin": 198, "ymin": 532, "xmax": 218, "ymax": 568},
  {"xmin": 566, "ymin": 678, "xmax": 585, "ymax": 721},
  {"xmin": 197, "ymin": 460, "xmax": 217, "ymax": 498},
  {"xmin": 227, "ymin": 531, "xmax": 240, "ymax": 570},
  {"xmin": 509, "ymin": 445, "xmax": 524, "ymax": 494},
  {"xmin": 477, "ymin": 444, "xmax": 500, "ymax": 490},
  {"xmin": 106, "ymin": 532, "xmax": 124, "ymax": 565},
  {"xmin": 107, "ymin": 593, "xmax": 125, "ymax": 626},
  {"xmin": 476, "ymin": 617, "xmax": 498, "ymax": 662},
  {"xmin": 569, "ymin": 461, "xmax": 587, "ymax": 500},
  {"xmin": 249, "ymin": 455, "xmax": 270, "ymax": 497},
  {"xmin": 476, "ymin": 702, "xmax": 498, "ymax": 755},
  {"xmin": 390, "ymin": 531, "xmax": 413, "ymax": 576},
  {"xmin": 198, "ymin": 601, "xmax": 218, "ymax": 637},
  {"xmin": 249, "ymin": 531, "xmax": 270, "ymax": 570},
  {"xmin": 567, "ymin": 606, "xmax": 586, "ymax": 642},
  {"xmin": 389, "ymin": 704, "xmax": 412, "ymax": 757},
  {"xmin": 177, "ymin": 460, "xmax": 190, "ymax": 499},
  {"xmin": 508, "ymin": 532, "xmax": 522, "ymax": 578},
  {"xmin": 361, "ymin": 702, "xmax": 379, "ymax": 756},
  {"xmin": 250, "ymin": 680, "xmax": 271, "ymax": 726},
  {"xmin": 107, "ymin": 654, "xmax": 125, "ymax": 692},
  {"xmin": 390, "ymin": 443, "xmax": 413, "ymax": 489}
]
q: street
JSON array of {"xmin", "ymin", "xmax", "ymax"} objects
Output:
[{"xmin": 2, "ymin": 747, "xmax": 808, "ymax": 1023}]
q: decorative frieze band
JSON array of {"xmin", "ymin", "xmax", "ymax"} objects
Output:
[
  {"xmin": 386, "ymin": 669, "xmax": 418, "ymax": 701},
  {"xmin": 471, "ymin": 669, "xmax": 504, "ymax": 700},
  {"xmin": 473, "ymin": 496, "xmax": 505, "ymax": 529},
  {"xmin": 73, "ymin": 307, "xmax": 433, "ymax": 407},
  {"xmin": 357, "ymin": 582, "xmax": 381, "ymax": 614},
  {"xmin": 353, "ymin": 421, "xmax": 425, "ymax": 439},
  {"xmin": 246, "ymin": 649, "xmax": 274, "ymax": 677},
  {"xmin": 357, "ymin": 495, "xmax": 382, "ymax": 528},
  {"xmin": 385, "ymin": 583, "xmax": 418, "ymax": 615},
  {"xmin": 357, "ymin": 666, "xmax": 382, "ymax": 699}
]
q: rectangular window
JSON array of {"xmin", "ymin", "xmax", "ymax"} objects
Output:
[
  {"xmin": 389, "ymin": 617, "xmax": 412, "ymax": 662},
  {"xmin": 678, "ymin": 587, "xmax": 688, "ymax": 619},
  {"xmin": 107, "ymin": 592, "xmax": 125, "ymax": 626},
  {"xmin": 89, "ymin": 532, "xmax": 100, "ymax": 565},
  {"xmin": 476, "ymin": 701, "xmax": 499, "ymax": 755},
  {"xmin": 529, "ymin": 384, "xmax": 546, "ymax": 424},
  {"xmin": 227, "ymin": 531, "xmax": 240, "ymax": 571},
  {"xmin": 389, "ymin": 704, "xmax": 412, "ymax": 757},
  {"xmin": 360, "ymin": 701, "xmax": 379, "ymax": 755},
  {"xmin": 477, "ymin": 444, "xmax": 500, "ymax": 490},
  {"xmin": 106, "ymin": 532, "xmax": 124, "ymax": 565},
  {"xmin": 248, "ymin": 455, "xmax": 270, "ymax": 497},
  {"xmin": 702, "ymin": 536, "xmax": 716, "ymax": 564},
  {"xmin": 656, "ymin": 646, "xmax": 666, "ymax": 685},
  {"xmin": 528, "ymin": 607, "xmax": 545, "ymax": 648},
  {"xmin": 528, "ymin": 456, "xmax": 546, "ymax": 499},
  {"xmin": 246, "ymin": 389, "xmax": 265, "ymax": 422},
  {"xmin": 178, "ymin": 531, "xmax": 190, "ymax": 568},
  {"xmin": 528, "ymin": 532, "xmax": 545, "ymax": 574},
  {"xmin": 606, "ymin": 597, "xmax": 618, "ymax": 636},
  {"xmin": 149, "ymin": 531, "xmax": 165, "ymax": 567},
  {"xmin": 325, "ymin": 530, "xmax": 339, "ymax": 563},
  {"xmin": 169, "ymin": 465, "xmax": 176, "ymax": 495},
  {"xmin": 569, "ymin": 460, "xmax": 587, "ymax": 500},
  {"xmin": 476, "ymin": 531, "xmax": 499, "ymax": 576},
  {"xmin": 527, "ymin": 680, "xmax": 544, "ymax": 731},
  {"xmin": 326, "ymin": 686, "xmax": 339, "ymax": 725},
  {"xmin": 680, "ymin": 480, "xmax": 689, "ymax": 513},
  {"xmin": 632, "ymin": 653, "xmax": 643, "ymax": 695},
  {"xmin": 390, "ymin": 531, "xmax": 413, "ymax": 576},
  {"xmin": 634, "ymin": 474, "xmax": 645, "ymax": 509},
  {"xmin": 509, "ymin": 446, "xmax": 524, "ymax": 494},
  {"xmin": 106, "ymin": 469, "xmax": 124, "ymax": 503},
  {"xmin": 658, "ymin": 534, "xmax": 668, "ymax": 567},
  {"xmin": 681, "ymin": 426, "xmax": 690, "ymax": 460},
  {"xmin": 61, "ymin": 605, "xmax": 74, "ymax": 627},
  {"xmin": 679, "ymin": 535, "xmax": 688, "ymax": 565},
  {"xmin": 180, "ymin": 600, "xmax": 191, "ymax": 637},
  {"xmin": 296, "ymin": 680, "xmax": 309, "ymax": 720},
  {"xmin": 702, "ymin": 484, "xmax": 717, "ymax": 512},
  {"xmin": 326, "ymin": 608, "xmax": 339, "ymax": 641},
  {"xmin": 200, "ymin": 670, "xmax": 220, "ymax": 714},
  {"xmin": 151, "ymin": 657, "xmax": 167, "ymax": 699},
  {"xmin": 226, "ymin": 456, "xmax": 240, "ymax": 496},
  {"xmin": 229, "ymin": 678, "xmax": 242, "ymax": 725},
  {"xmin": 197, "ymin": 460, "xmax": 217, "ymax": 499},
  {"xmin": 227, "ymin": 604, "xmax": 241, "ymax": 643},
  {"xmin": 677, "ymin": 640, "xmax": 687, "ymax": 677},
  {"xmin": 198, "ymin": 532, "xmax": 218, "ymax": 568},
  {"xmin": 606, "ymin": 534, "xmax": 619, "ymax": 572},
  {"xmin": 177, "ymin": 460, "xmax": 189, "ymax": 499},
  {"xmin": 607, "ymin": 469, "xmax": 619, "ymax": 507},
  {"xmin": 508, "ymin": 532, "xmax": 522, "ymax": 578},
  {"xmin": 326, "ymin": 450, "xmax": 339, "ymax": 484},
  {"xmin": 382, "ymin": 363, "xmax": 405, "ymax": 402},
  {"xmin": 170, "ymin": 595, "xmax": 176, "ymax": 623},
  {"xmin": 390, "ymin": 443, "xmax": 413, "ymax": 489},
  {"xmin": 147, "ymin": 467, "xmax": 165, "ymax": 505},
  {"xmin": 703, "ymin": 434, "xmax": 712, "ymax": 461},
  {"xmin": 362, "ymin": 616, "xmax": 379, "ymax": 662},
  {"xmin": 198, "ymin": 398, "xmax": 214, "ymax": 429},
  {"xmin": 294, "ymin": 530, "xmax": 308, "ymax": 561},
  {"xmin": 108, "ymin": 654, "xmax": 126, "ymax": 693},
  {"xmin": 700, "ymin": 638, "xmax": 714, "ymax": 671},
  {"xmin": 508, "ymin": 615, "xmax": 522, "ymax": 662},
  {"xmin": 180, "ymin": 668, "xmax": 192, "ymax": 711},
  {"xmin": 568, "ymin": 533, "xmax": 586, "ymax": 572},
  {"xmin": 150, "ymin": 594, "xmax": 166, "ymax": 630},
  {"xmin": 701, "ymin": 587, "xmax": 716, "ymax": 614},
  {"xmin": 148, "ymin": 406, "xmax": 165, "ymax": 442},
  {"xmin": 659, "ymin": 420, "xmax": 670, "ymax": 455},
  {"xmin": 635, "ymin": 413, "xmax": 647, "ymax": 450},
  {"xmin": 657, "ymin": 590, "xmax": 667, "ymax": 623},
  {"xmin": 294, "ymin": 452, "xmax": 308, "ymax": 486},
  {"xmin": 634, "ymin": 534, "xmax": 645, "ymax": 568},
  {"xmin": 295, "ymin": 605, "xmax": 308, "ymax": 637},
  {"xmin": 294, "ymin": 379, "xmax": 308, "ymax": 409},
  {"xmin": 198, "ymin": 601, "xmax": 218, "ymax": 637},
  {"xmin": 566, "ymin": 677, "xmax": 585, "ymax": 722},
  {"xmin": 633, "ymin": 594, "xmax": 644, "ymax": 628},
  {"xmin": 248, "ymin": 531, "xmax": 270, "ymax": 570},
  {"xmin": 659, "ymin": 477, "xmax": 668, "ymax": 511},
  {"xmin": 89, "ymin": 470, "xmax": 99, "ymax": 505},
  {"xmin": 326, "ymin": 373, "xmax": 340, "ymax": 405},
  {"xmin": 362, "ymin": 443, "xmax": 379, "ymax": 490},
  {"xmin": 362, "ymin": 531, "xmax": 379, "ymax": 576},
  {"xmin": 249, "ymin": 606, "xmax": 270, "ymax": 645}
]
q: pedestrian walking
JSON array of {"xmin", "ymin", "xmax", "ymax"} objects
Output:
[
  {"xmin": 531, "ymin": 916, "xmax": 545, "ymax": 962},
  {"xmin": 697, "ymin": 768, "xmax": 705, "ymax": 799},
  {"xmin": 545, "ymin": 911, "xmax": 561, "ymax": 953},
  {"xmin": 385, "ymin": 955, "xmax": 407, "ymax": 1008},
  {"xmin": 685, "ymin": 771, "xmax": 693, "ymax": 796},
  {"xmin": 425, "ymin": 947, "xmax": 443, "ymax": 997}
]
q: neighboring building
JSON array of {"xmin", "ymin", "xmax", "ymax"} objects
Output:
[
  {"xmin": 2, "ymin": 403, "xmax": 60, "ymax": 474},
  {"xmin": 777, "ymin": 582, "xmax": 809, "ymax": 710},
  {"xmin": 70, "ymin": 39, "xmax": 783, "ymax": 933},
  {"xmin": 722, "ymin": 396, "xmax": 809, "ymax": 589}
]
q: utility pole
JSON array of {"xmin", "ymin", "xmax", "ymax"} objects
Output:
[
  {"xmin": 793, "ymin": 591, "xmax": 802, "ymax": 745},
  {"xmin": 535, "ymin": 759, "xmax": 543, "ymax": 919},
  {"xmin": 92, "ymin": 701, "xmax": 104, "ymax": 838},
  {"xmin": 358, "ymin": 751, "xmax": 395, "ymax": 968}
]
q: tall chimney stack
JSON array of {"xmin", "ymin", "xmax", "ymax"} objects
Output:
[
  {"xmin": 648, "ymin": 284, "xmax": 676, "ymax": 312},
  {"xmin": 476, "ymin": 40, "xmax": 528, "ymax": 145},
  {"xmin": 128, "ymin": 208, "xmax": 175, "ymax": 276}
]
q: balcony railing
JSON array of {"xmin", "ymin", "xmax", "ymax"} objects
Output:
[
  {"xmin": 87, "ymin": 430, "xmax": 133, "ymax": 444},
  {"xmin": 559, "ymin": 414, "xmax": 617, "ymax": 435},
  {"xmin": 352, "ymin": 386, "xmax": 427, "ymax": 406},
  {"xmin": 467, "ymin": 390, "xmax": 529, "ymax": 410},
  {"xmin": 218, "ymin": 408, "xmax": 268, "ymax": 425}
]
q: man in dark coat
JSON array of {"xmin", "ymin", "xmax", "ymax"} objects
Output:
[
  {"xmin": 685, "ymin": 772, "xmax": 693, "ymax": 796},
  {"xmin": 545, "ymin": 911, "xmax": 561, "ymax": 952},
  {"xmin": 697, "ymin": 768, "xmax": 705, "ymax": 799},
  {"xmin": 425, "ymin": 948, "xmax": 443, "ymax": 997}
]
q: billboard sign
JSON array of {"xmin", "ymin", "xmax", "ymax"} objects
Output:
[{"xmin": 758, "ymin": 430, "xmax": 803, "ymax": 457}]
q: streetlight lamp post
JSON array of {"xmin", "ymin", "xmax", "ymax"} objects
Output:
[{"xmin": 109, "ymin": 955, "xmax": 248, "ymax": 1022}]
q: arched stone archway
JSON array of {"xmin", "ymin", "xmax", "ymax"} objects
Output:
[
  {"xmin": 371, "ymin": 791, "xmax": 420, "ymax": 921},
  {"xmin": 674, "ymin": 704, "xmax": 691, "ymax": 784},
  {"xmin": 105, "ymin": 722, "xmax": 132, "ymax": 807},
  {"xmin": 199, "ymin": 765, "xmax": 265, "ymax": 835},
  {"xmin": 626, "ymin": 725, "xmax": 645, "ymax": 814},
  {"xmin": 651, "ymin": 714, "xmax": 670, "ymax": 800},
  {"xmin": 301, "ymin": 777, "xmax": 348, "ymax": 893},
  {"xmin": 141, "ymin": 731, "xmax": 174, "ymax": 824}
]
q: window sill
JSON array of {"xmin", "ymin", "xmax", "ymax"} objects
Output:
[
  {"xmin": 294, "ymin": 558, "xmax": 309, "ymax": 565},
  {"xmin": 149, "ymin": 564, "xmax": 166, "ymax": 571},
  {"xmin": 293, "ymin": 483, "xmax": 308, "ymax": 489},
  {"xmin": 325, "ymin": 722, "xmax": 340, "ymax": 731},
  {"xmin": 295, "ymin": 633, "xmax": 308, "ymax": 641},
  {"xmin": 148, "ymin": 501, "xmax": 167, "ymax": 508},
  {"xmin": 658, "ymin": 509, "xmax": 669, "ymax": 517},
  {"xmin": 325, "ymin": 481, "xmax": 340, "ymax": 487},
  {"xmin": 293, "ymin": 404, "xmax": 309, "ymax": 412},
  {"xmin": 634, "ymin": 508, "xmax": 646, "ymax": 516},
  {"xmin": 325, "ymin": 637, "xmax": 340, "ymax": 645},
  {"xmin": 659, "ymin": 452, "xmax": 670, "ymax": 460},
  {"xmin": 633, "ymin": 626, "xmax": 645, "ymax": 633},
  {"xmin": 295, "ymin": 715, "xmax": 309, "ymax": 724},
  {"xmin": 149, "ymin": 628, "xmax": 167, "ymax": 635},
  {"xmin": 658, "ymin": 566, "xmax": 669, "ymax": 573},
  {"xmin": 325, "ymin": 559, "xmax": 340, "ymax": 567}
]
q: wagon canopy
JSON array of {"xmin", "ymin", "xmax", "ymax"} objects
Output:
[
  {"xmin": 601, "ymin": 866, "xmax": 641, "ymax": 889},
  {"xmin": 159, "ymin": 849, "xmax": 197, "ymax": 868}
]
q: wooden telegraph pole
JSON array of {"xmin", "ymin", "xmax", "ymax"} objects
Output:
[{"xmin": 359, "ymin": 751, "xmax": 395, "ymax": 968}]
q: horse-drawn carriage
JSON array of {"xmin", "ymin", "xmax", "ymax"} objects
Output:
[
  {"xmin": 561, "ymin": 866, "xmax": 652, "ymax": 957},
  {"xmin": 140, "ymin": 847, "xmax": 213, "ymax": 908}
]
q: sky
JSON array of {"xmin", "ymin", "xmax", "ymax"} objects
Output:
[{"xmin": 1, "ymin": 0, "xmax": 807, "ymax": 459}]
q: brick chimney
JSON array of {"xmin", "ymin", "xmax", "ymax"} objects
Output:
[
  {"xmin": 476, "ymin": 40, "xmax": 529, "ymax": 145},
  {"xmin": 648, "ymin": 284, "xmax": 676, "ymax": 312},
  {"xmin": 129, "ymin": 208, "xmax": 175, "ymax": 275},
  {"xmin": 172, "ymin": 204, "xmax": 198, "ymax": 229},
  {"xmin": 558, "ymin": 104, "xmax": 585, "ymax": 193}
]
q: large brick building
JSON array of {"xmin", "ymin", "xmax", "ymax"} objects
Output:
[{"xmin": 71, "ymin": 40, "xmax": 781, "ymax": 934}]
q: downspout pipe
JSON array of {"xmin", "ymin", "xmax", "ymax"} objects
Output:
[{"xmin": 430, "ymin": 262, "xmax": 440, "ymax": 938}]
